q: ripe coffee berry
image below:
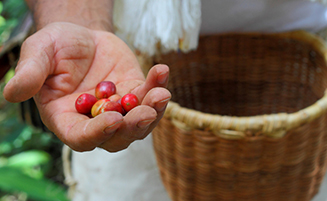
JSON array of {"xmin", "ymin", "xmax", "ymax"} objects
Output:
[
  {"xmin": 75, "ymin": 81, "xmax": 140, "ymax": 117},
  {"xmin": 121, "ymin": 93, "xmax": 139, "ymax": 112},
  {"xmin": 91, "ymin": 99, "xmax": 124, "ymax": 117},
  {"xmin": 108, "ymin": 94, "xmax": 122, "ymax": 102},
  {"xmin": 75, "ymin": 93, "xmax": 98, "ymax": 114},
  {"xmin": 91, "ymin": 99, "xmax": 110, "ymax": 117},
  {"xmin": 95, "ymin": 81, "xmax": 116, "ymax": 99}
]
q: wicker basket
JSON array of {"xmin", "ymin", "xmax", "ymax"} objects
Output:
[{"xmin": 152, "ymin": 31, "xmax": 327, "ymax": 201}]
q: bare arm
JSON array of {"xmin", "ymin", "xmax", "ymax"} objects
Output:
[{"xmin": 25, "ymin": 0, "xmax": 114, "ymax": 31}]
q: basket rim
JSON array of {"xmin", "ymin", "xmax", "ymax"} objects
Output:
[{"xmin": 164, "ymin": 31, "xmax": 327, "ymax": 138}]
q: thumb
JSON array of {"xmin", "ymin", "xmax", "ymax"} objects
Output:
[{"xmin": 3, "ymin": 33, "xmax": 54, "ymax": 103}]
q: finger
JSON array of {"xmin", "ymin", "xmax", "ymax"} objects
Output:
[
  {"xmin": 3, "ymin": 33, "xmax": 54, "ymax": 102},
  {"xmin": 131, "ymin": 64, "xmax": 169, "ymax": 100},
  {"xmin": 55, "ymin": 111, "xmax": 124, "ymax": 152},
  {"xmin": 141, "ymin": 87, "xmax": 171, "ymax": 134},
  {"xmin": 99, "ymin": 105, "xmax": 157, "ymax": 152}
]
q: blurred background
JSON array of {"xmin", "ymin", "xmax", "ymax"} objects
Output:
[{"xmin": 0, "ymin": 0, "xmax": 69, "ymax": 200}]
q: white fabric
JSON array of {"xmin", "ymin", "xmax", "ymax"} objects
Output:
[
  {"xmin": 113, "ymin": 0, "xmax": 327, "ymax": 57},
  {"xmin": 72, "ymin": 135, "xmax": 170, "ymax": 201},
  {"xmin": 311, "ymin": 0, "xmax": 327, "ymax": 5},
  {"xmin": 71, "ymin": 1, "xmax": 327, "ymax": 201},
  {"xmin": 113, "ymin": 0, "xmax": 201, "ymax": 56},
  {"xmin": 200, "ymin": 0, "xmax": 327, "ymax": 35}
]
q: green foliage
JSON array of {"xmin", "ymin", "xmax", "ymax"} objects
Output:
[
  {"xmin": 2, "ymin": 0, "xmax": 29, "ymax": 19},
  {"xmin": 4, "ymin": 68, "xmax": 14, "ymax": 84},
  {"xmin": 0, "ymin": 167, "xmax": 69, "ymax": 201},
  {"xmin": 0, "ymin": 150, "xmax": 68, "ymax": 201},
  {"xmin": 0, "ymin": 2, "xmax": 70, "ymax": 200},
  {"xmin": 0, "ymin": 117, "xmax": 54, "ymax": 156},
  {"xmin": 4, "ymin": 150, "xmax": 51, "ymax": 179},
  {"xmin": 0, "ymin": 76, "xmax": 69, "ymax": 200},
  {"xmin": 0, "ymin": 0, "xmax": 29, "ymax": 45}
]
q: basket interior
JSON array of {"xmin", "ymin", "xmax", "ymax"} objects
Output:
[{"xmin": 157, "ymin": 33, "xmax": 327, "ymax": 116}]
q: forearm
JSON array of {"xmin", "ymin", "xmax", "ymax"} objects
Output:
[{"xmin": 25, "ymin": 0, "xmax": 114, "ymax": 31}]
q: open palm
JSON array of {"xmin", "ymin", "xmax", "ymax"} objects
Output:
[{"xmin": 3, "ymin": 22, "xmax": 171, "ymax": 152}]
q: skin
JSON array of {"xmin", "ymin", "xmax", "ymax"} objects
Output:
[{"xmin": 3, "ymin": 0, "xmax": 171, "ymax": 152}]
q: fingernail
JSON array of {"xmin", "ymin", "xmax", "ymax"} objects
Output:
[
  {"xmin": 157, "ymin": 72, "xmax": 168, "ymax": 85},
  {"xmin": 155, "ymin": 98, "xmax": 170, "ymax": 112},
  {"xmin": 103, "ymin": 120, "xmax": 123, "ymax": 135},
  {"xmin": 137, "ymin": 119, "xmax": 155, "ymax": 129}
]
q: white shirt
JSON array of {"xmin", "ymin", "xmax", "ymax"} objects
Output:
[{"xmin": 200, "ymin": 0, "xmax": 327, "ymax": 34}]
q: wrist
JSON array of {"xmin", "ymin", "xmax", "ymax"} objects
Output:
[{"xmin": 26, "ymin": 0, "xmax": 114, "ymax": 32}]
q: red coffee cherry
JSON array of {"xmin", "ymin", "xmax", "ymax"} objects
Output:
[
  {"xmin": 95, "ymin": 81, "xmax": 116, "ymax": 99},
  {"xmin": 108, "ymin": 94, "xmax": 122, "ymax": 102},
  {"xmin": 121, "ymin": 93, "xmax": 139, "ymax": 112},
  {"xmin": 75, "ymin": 93, "xmax": 98, "ymax": 115},
  {"xmin": 91, "ymin": 99, "xmax": 124, "ymax": 117}
]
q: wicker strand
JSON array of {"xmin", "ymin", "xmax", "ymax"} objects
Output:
[{"xmin": 165, "ymin": 87, "xmax": 327, "ymax": 139}]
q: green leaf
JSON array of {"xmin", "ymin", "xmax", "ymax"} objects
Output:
[
  {"xmin": 4, "ymin": 68, "xmax": 15, "ymax": 83},
  {"xmin": 0, "ymin": 157, "xmax": 7, "ymax": 167},
  {"xmin": 0, "ymin": 121, "xmax": 26, "ymax": 145},
  {"xmin": 0, "ymin": 142, "xmax": 12, "ymax": 155},
  {"xmin": 0, "ymin": 2, "xmax": 3, "ymax": 14},
  {"xmin": 1, "ymin": 150, "xmax": 52, "ymax": 179},
  {"xmin": 2, "ymin": 0, "xmax": 28, "ymax": 19},
  {"xmin": 0, "ymin": 16, "xmax": 5, "ymax": 27},
  {"xmin": 0, "ymin": 167, "xmax": 70, "ymax": 201},
  {"xmin": 6, "ymin": 150, "xmax": 50, "ymax": 168}
]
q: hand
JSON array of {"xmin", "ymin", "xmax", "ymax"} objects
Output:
[{"xmin": 3, "ymin": 22, "xmax": 171, "ymax": 152}]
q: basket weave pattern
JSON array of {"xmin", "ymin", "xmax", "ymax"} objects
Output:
[{"xmin": 152, "ymin": 31, "xmax": 327, "ymax": 201}]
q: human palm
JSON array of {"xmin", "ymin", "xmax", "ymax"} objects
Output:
[{"xmin": 3, "ymin": 22, "xmax": 171, "ymax": 152}]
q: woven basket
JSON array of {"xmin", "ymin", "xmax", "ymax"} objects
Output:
[{"xmin": 152, "ymin": 31, "xmax": 327, "ymax": 201}]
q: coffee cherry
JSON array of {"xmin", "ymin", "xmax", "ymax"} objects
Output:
[
  {"xmin": 75, "ymin": 93, "xmax": 98, "ymax": 114},
  {"xmin": 75, "ymin": 82, "xmax": 139, "ymax": 117},
  {"xmin": 108, "ymin": 94, "xmax": 122, "ymax": 102},
  {"xmin": 100, "ymin": 101, "xmax": 125, "ymax": 115},
  {"xmin": 121, "ymin": 93, "xmax": 139, "ymax": 112},
  {"xmin": 91, "ymin": 99, "xmax": 110, "ymax": 117},
  {"xmin": 91, "ymin": 99, "xmax": 125, "ymax": 117},
  {"xmin": 95, "ymin": 81, "xmax": 116, "ymax": 99}
]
